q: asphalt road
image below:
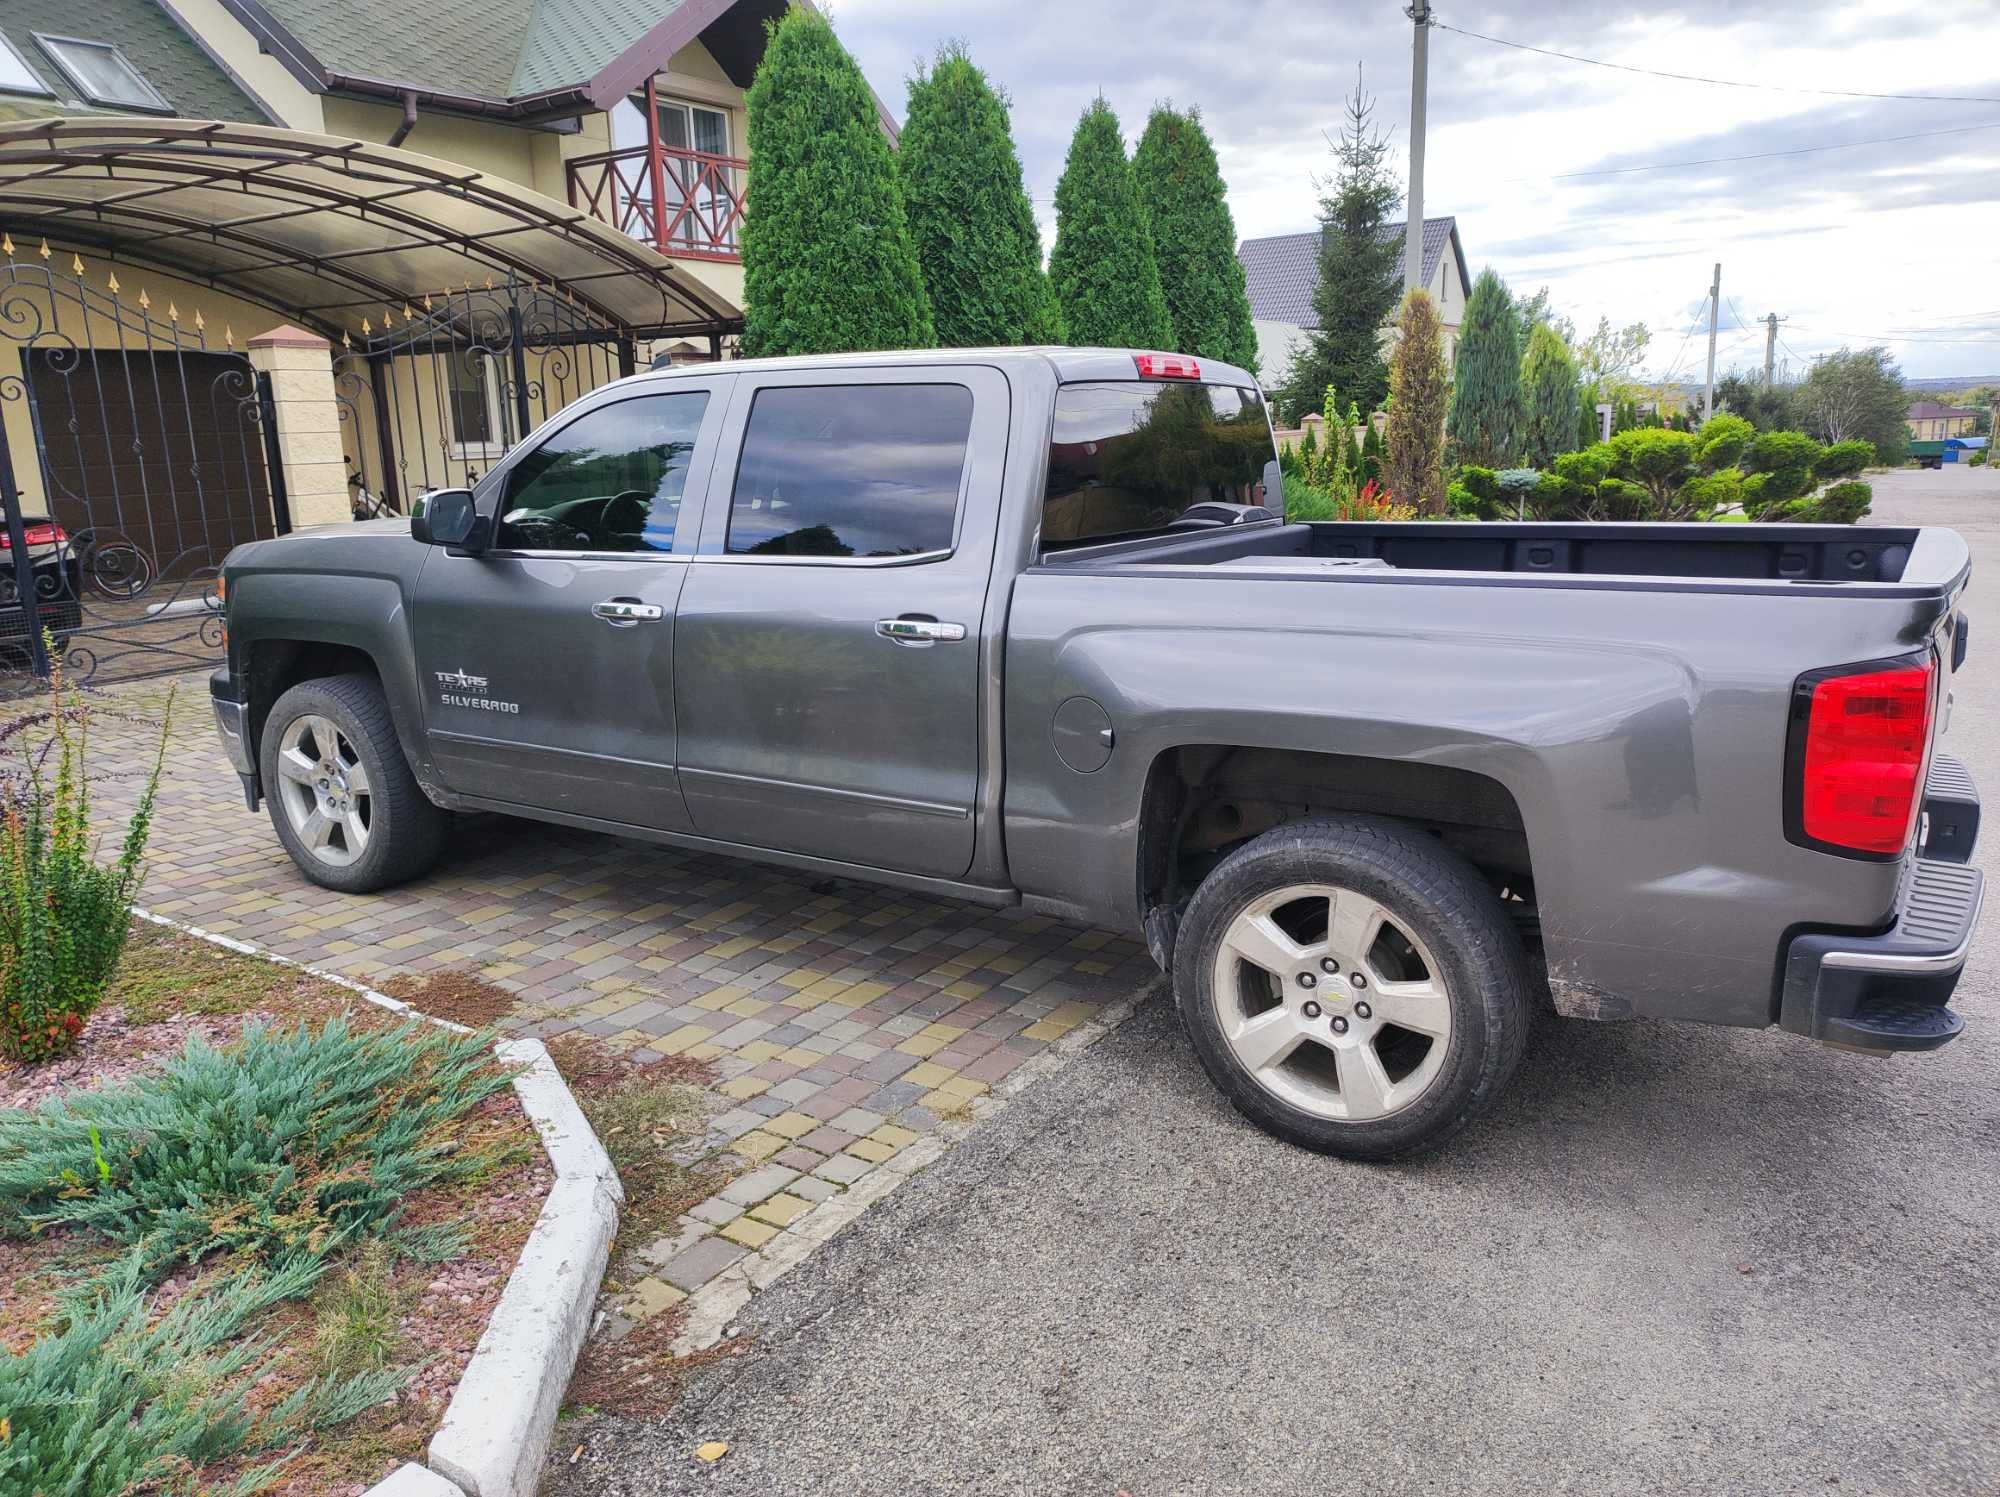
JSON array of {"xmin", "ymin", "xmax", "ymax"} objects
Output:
[{"xmin": 550, "ymin": 463, "xmax": 2000, "ymax": 1497}]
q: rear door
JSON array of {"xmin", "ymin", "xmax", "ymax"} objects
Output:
[
  {"xmin": 412, "ymin": 378, "xmax": 728, "ymax": 830},
  {"xmin": 673, "ymin": 366, "xmax": 1008, "ymax": 879}
]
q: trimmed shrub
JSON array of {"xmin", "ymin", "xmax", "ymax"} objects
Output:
[
  {"xmin": 1132, "ymin": 105, "xmax": 1258, "ymax": 369},
  {"xmin": 1447, "ymin": 269, "xmax": 1524, "ymax": 467},
  {"xmin": 1519, "ymin": 323, "xmax": 1582, "ymax": 469},
  {"xmin": 740, "ymin": 8, "xmax": 933, "ymax": 356},
  {"xmin": 901, "ymin": 46, "xmax": 1061, "ymax": 347},
  {"xmin": 0, "ymin": 668, "xmax": 166, "ymax": 1062},
  {"xmin": 1049, "ymin": 98, "xmax": 1173, "ymax": 349},
  {"xmin": 1383, "ymin": 289, "xmax": 1450, "ymax": 515}
]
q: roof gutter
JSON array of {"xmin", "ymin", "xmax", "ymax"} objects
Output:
[{"xmin": 322, "ymin": 72, "xmax": 592, "ymax": 123}]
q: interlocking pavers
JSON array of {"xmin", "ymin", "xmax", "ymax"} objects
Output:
[{"xmin": 88, "ymin": 672, "xmax": 1157, "ymax": 1321}]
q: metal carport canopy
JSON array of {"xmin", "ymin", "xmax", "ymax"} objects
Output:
[{"xmin": 0, "ymin": 116, "xmax": 741, "ymax": 339}]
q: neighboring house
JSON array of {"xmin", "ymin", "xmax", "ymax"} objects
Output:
[
  {"xmin": 1906, "ymin": 400, "xmax": 1980, "ymax": 442},
  {"xmin": 0, "ymin": 0, "xmax": 897, "ymax": 630},
  {"xmin": 1236, "ymin": 217, "xmax": 1470, "ymax": 392}
]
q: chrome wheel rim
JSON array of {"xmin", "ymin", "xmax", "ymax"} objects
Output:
[
  {"xmin": 1210, "ymin": 883, "xmax": 1453, "ymax": 1122},
  {"xmin": 274, "ymin": 714, "xmax": 372, "ymax": 868}
]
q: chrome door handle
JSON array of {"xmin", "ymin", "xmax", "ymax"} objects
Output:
[
  {"xmin": 876, "ymin": 618, "xmax": 966, "ymax": 643},
  {"xmin": 593, "ymin": 598, "xmax": 664, "ymax": 626}
]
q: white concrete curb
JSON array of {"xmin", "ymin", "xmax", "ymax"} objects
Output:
[
  {"xmin": 427, "ymin": 1039, "xmax": 622, "ymax": 1497},
  {"xmin": 668, "ymin": 982, "xmax": 1157, "ymax": 1355},
  {"xmin": 130, "ymin": 912, "xmax": 619, "ymax": 1497}
]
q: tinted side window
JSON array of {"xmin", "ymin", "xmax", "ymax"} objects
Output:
[
  {"xmin": 1043, "ymin": 381, "xmax": 1273, "ymax": 549},
  {"xmin": 498, "ymin": 391, "xmax": 708, "ymax": 552},
  {"xmin": 726, "ymin": 384, "xmax": 972, "ymax": 558}
]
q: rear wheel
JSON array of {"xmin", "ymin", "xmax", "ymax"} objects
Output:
[
  {"xmin": 1173, "ymin": 817, "xmax": 1530, "ymax": 1159},
  {"xmin": 260, "ymin": 673, "xmax": 446, "ymax": 893}
]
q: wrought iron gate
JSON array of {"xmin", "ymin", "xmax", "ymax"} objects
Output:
[
  {"xmin": 0, "ymin": 253, "xmax": 286, "ymax": 692},
  {"xmin": 335, "ymin": 273, "xmax": 635, "ymax": 514}
]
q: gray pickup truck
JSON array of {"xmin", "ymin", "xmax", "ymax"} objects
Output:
[{"xmin": 210, "ymin": 347, "xmax": 1983, "ymax": 1158}]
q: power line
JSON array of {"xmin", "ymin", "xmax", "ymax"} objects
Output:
[
  {"xmin": 1434, "ymin": 22, "xmax": 2000, "ymax": 105},
  {"xmin": 1788, "ymin": 322, "xmax": 2000, "ymax": 345},
  {"xmin": 1518, "ymin": 119, "xmax": 2000, "ymax": 181}
]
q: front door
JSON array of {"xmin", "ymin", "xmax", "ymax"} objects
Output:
[
  {"xmin": 412, "ymin": 381, "xmax": 726, "ymax": 830},
  {"xmin": 674, "ymin": 367, "xmax": 1009, "ymax": 880}
]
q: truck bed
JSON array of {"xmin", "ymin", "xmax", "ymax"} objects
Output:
[{"xmin": 1042, "ymin": 519, "xmax": 1967, "ymax": 595}]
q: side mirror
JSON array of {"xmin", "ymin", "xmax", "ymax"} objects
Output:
[
  {"xmin": 1261, "ymin": 459, "xmax": 1285, "ymax": 519},
  {"xmin": 412, "ymin": 488, "xmax": 479, "ymax": 549}
]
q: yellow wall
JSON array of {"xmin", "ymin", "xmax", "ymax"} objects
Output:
[
  {"xmin": 155, "ymin": 0, "xmax": 325, "ymax": 128},
  {"xmin": 0, "ymin": 245, "xmax": 295, "ymax": 513}
]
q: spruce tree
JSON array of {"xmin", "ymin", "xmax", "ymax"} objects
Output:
[
  {"xmin": 1520, "ymin": 322, "xmax": 1583, "ymax": 469},
  {"xmin": 1278, "ymin": 71, "xmax": 1402, "ymax": 418},
  {"xmin": 1383, "ymin": 290, "xmax": 1449, "ymax": 515},
  {"xmin": 1446, "ymin": 268, "xmax": 1525, "ymax": 467},
  {"xmin": 901, "ymin": 46, "xmax": 1061, "ymax": 347},
  {"xmin": 740, "ymin": 8, "xmax": 933, "ymax": 357},
  {"xmin": 1049, "ymin": 98, "xmax": 1174, "ymax": 349},
  {"xmin": 1132, "ymin": 105, "xmax": 1258, "ymax": 369}
]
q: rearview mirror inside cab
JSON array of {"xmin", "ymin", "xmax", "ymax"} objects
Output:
[{"xmin": 412, "ymin": 488, "xmax": 479, "ymax": 548}]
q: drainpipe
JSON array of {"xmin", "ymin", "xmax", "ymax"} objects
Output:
[{"xmin": 386, "ymin": 91, "xmax": 419, "ymax": 148}]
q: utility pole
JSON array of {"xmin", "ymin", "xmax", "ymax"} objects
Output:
[
  {"xmin": 1763, "ymin": 312, "xmax": 1779, "ymax": 386},
  {"xmin": 1702, "ymin": 262, "xmax": 1721, "ymax": 423},
  {"xmin": 1404, "ymin": 0, "xmax": 1432, "ymax": 296}
]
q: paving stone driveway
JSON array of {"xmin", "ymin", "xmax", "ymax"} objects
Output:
[{"xmin": 88, "ymin": 673, "xmax": 1157, "ymax": 1320}]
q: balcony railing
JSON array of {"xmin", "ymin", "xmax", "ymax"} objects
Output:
[{"xmin": 567, "ymin": 143, "xmax": 746, "ymax": 263}]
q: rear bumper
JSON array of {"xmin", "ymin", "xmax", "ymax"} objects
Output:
[{"xmin": 1778, "ymin": 755, "xmax": 1984, "ymax": 1052}]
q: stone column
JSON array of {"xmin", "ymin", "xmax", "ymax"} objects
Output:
[{"xmin": 246, "ymin": 325, "xmax": 349, "ymax": 529}]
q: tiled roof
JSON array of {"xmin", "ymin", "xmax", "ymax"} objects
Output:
[
  {"xmin": 256, "ymin": 0, "xmax": 684, "ymax": 102},
  {"xmin": 1238, "ymin": 216, "xmax": 1458, "ymax": 328},
  {"xmin": 1907, "ymin": 400, "xmax": 1980, "ymax": 420},
  {"xmin": 0, "ymin": 0, "xmax": 263, "ymax": 122}
]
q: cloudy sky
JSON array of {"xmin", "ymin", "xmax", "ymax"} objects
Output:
[{"xmin": 830, "ymin": 0, "xmax": 2000, "ymax": 382}]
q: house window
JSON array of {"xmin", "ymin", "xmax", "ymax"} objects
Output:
[
  {"xmin": 0, "ymin": 33, "xmax": 49, "ymax": 95},
  {"xmin": 657, "ymin": 99, "xmax": 730, "ymax": 157},
  {"xmin": 445, "ymin": 351, "xmax": 499, "ymax": 450},
  {"xmin": 34, "ymin": 35, "xmax": 171, "ymax": 111}
]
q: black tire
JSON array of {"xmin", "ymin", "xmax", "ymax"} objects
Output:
[
  {"xmin": 1172, "ymin": 816, "xmax": 1530, "ymax": 1160},
  {"xmin": 259, "ymin": 673, "xmax": 446, "ymax": 893}
]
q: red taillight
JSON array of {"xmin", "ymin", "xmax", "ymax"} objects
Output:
[
  {"xmin": 1798, "ymin": 658, "xmax": 1935, "ymax": 855},
  {"xmin": 1134, "ymin": 352, "xmax": 1199, "ymax": 380},
  {"xmin": 0, "ymin": 523, "xmax": 65, "ymax": 551}
]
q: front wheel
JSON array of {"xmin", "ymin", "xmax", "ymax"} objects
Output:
[
  {"xmin": 1172, "ymin": 817, "xmax": 1530, "ymax": 1160},
  {"xmin": 260, "ymin": 673, "xmax": 446, "ymax": 893}
]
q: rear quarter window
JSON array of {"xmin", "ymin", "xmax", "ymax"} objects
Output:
[{"xmin": 1042, "ymin": 381, "xmax": 1274, "ymax": 551}]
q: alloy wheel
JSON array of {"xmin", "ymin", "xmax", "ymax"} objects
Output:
[{"xmin": 274, "ymin": 713, "xmax": 373, "ymax": 868}]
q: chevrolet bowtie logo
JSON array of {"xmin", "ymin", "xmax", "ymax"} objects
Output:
[{"xmin": 435, "ymin": 668, "xmax": 487, "ymax": 689}]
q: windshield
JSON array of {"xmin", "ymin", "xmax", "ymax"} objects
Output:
[{"xmin": 1042, "ymin": 380, "xmax": 1276, "ymax": 551}]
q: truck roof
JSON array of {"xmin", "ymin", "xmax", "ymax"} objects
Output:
[{"xmin": 640, "ymin": 346, "xmax": 1263, "ymax": 391}]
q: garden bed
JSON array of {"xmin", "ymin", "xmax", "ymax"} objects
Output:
[{"xmin": 0, "ymin": 924, "xmax": 552, "ymax": 1496}]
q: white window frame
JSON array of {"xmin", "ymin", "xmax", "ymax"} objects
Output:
[
  {"xmin": 0, "ymin": 32, "xmax": 51, "ymax": 97},
  {"xmin": 444, "ymin": 351, "xmax": 507, "ymax": 465},
  {"xmin": 655, "ymin": 97, "xmax": 731, "ymax": 158},
  {"xmin": 33, "ymin": 33, "xmax": 171, "ymax": 113}
]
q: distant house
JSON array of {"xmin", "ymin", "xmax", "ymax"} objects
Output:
[
  {"xmin": 1237, "ymin": 216, "xmax": 1470, "ymax": 391},
  {"xmin": 1907, "ymin": 401, "xmax": 1980, "ymax": 441}
]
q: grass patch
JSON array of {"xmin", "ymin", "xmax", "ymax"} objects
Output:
[
  {"xmin": 311, "ymin": 1240, "xmax": 409, "ymax": 1382},
  {"xmin": 545, "ymin": 1035, "xmax": 718, "ymax": 1251},
  {"xmin": 381, "ymin": 968, "xmax": 520, "ymax": 1029},
  {"xmin": 110, "ymin": 922, "xmax": 368, "ymax": 1027}
]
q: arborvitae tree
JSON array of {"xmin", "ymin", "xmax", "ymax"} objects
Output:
[
  {"xmin": 901, "ymin": 45, "xmax": 1061, "ymax": 347},
  {"xmin": 740, "ymin": 8, "xmax": 933, "ymax": 357},
  {"xmin": 1447, "ymin": 268, "xmax": 1524, "ymax": 467},
  {"xmin": 1049, "ymin": 98, "xmax": 1173, "ymax": 348},
  {"xmin": 1132, "ymin": 105, "xmax": 1258, "ymax": 369},
  {"xmin": 1359, "ymin": 417, "xmax": 1384, "ymax": 484},
  {"xmin": 1278, "ymin": 70, "xmax": 1402, "ymax": 418},
  {"xmin": 1520, "ymin": 322, "xmax": 1583, "ymax": 469},
  {"xmin": 1383, "ymin": 289, "xmax": 1449, "ymax": 515}
]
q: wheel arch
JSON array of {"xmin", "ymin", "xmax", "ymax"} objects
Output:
[{"xmin": 1135, "ymin": 742, "xmax": 1536, "ymax": 970}]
